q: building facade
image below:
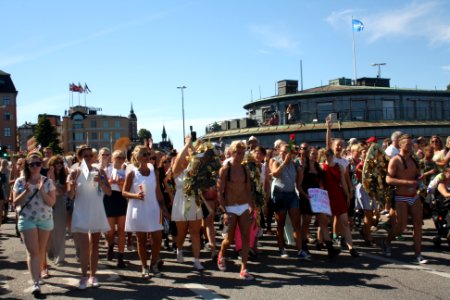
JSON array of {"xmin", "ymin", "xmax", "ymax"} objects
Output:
[
  {"xmin": 18, "ymin": 122, "xmax": 36, "ymax": 151},
  {"xmin": 203, "ymin": 77, "xmax": 450, "ymax": 148},
  {"xmin": 0, "ymin": 71, "xmax": 18, "ymax": 151},
  {"xmin": 62, "ymin": 105, "xmax": 137, "ymax": 152}
]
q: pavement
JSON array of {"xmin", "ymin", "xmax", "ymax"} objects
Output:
[{"xmin": 0, "ymin": 211, "xmax": 449, "ymax": 300}]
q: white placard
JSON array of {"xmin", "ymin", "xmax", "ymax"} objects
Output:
[
  {"xmin": 80, "ymin": 159, "xmax": 89, "ymax": 180},
  {"xmin": 308, "ymin": 188, "xmax": 332, "ymax": 216}
]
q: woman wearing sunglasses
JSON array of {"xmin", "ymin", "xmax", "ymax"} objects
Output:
[
  {"xmin": 68, "ymin": 145, "xmax": 111, "ymax": 290},
  {"xmin": 104, "ymin": 150, "xmax": 128, "ymax": 268},
  {"xmin": 123, "ymin": 145, "xmax": 169, "ymax": 278},
  {"xmin": 13, "ymin": 152, "xmax": 56, "ymax": 296}
]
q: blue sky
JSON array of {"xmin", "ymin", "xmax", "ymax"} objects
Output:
[{"xmin": 2, "ymin": 0, "xmax": 450, "ymax": 149}]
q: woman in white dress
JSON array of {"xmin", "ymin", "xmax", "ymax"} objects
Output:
[
  {"xmin": 123, "ymin": 145, "xmax": 169, "ymax": 278},
  {"xmin": 171, "ymin": 136, "xmax": 204, "ymax": 270},
  {"xmin": 67, "ymin": 145, "xmax": 111, "ymax": 290}
]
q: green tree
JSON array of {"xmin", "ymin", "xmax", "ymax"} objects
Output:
[
  {"xmin": 447, "ymin": 83, "xmax": 450, "ymax": 91},
  {"xmin": 138, "ymin": 128, "xmax": 152, "ymax": 143},
  {"xmin": 34, "ymin": 114, "xmax": 63, "ymax": 153}
]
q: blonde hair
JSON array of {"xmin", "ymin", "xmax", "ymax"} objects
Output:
[
  {"xmin": 112, "ymin": 149, "xmax": 125, "ymax": 160},
  {"xmin": 130, "ymin": 145, "xmax": 148, "ymax": 167},
  {"xmin": 229, "ymin": 140, "xmax": 246, "ymax": 153}
]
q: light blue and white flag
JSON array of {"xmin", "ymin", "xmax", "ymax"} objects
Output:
[{"xmin": 352, "ymin": 19, "xmax": 364, "ymax": 32}]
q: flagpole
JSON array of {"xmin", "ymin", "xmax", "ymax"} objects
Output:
[{"xmin": 352, "ymin": 17, "xmax": 358, "ymax": 85}]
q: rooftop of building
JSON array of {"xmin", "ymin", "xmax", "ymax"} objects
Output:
[{"xmin": 0, "ymin": 70, "xmax": 18, "ymax": 93}]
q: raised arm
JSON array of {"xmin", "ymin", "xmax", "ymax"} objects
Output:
[{"xmin": 172, "ymin": 136, "xmax": 193, "ymax": 177}]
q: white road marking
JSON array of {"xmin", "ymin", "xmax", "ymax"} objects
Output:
[{"xmin": 184, "ymin": 283, "xmax": 226, "ymax": 300}]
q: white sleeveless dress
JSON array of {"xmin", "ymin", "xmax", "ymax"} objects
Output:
[
  {"xmin": 125, "ymin": 164, "xmax": 163, "ymax": 233},
  {"xmin": 171, "ymin": 171, "xmax": 203, "ymax": 222},
  {"xmin": 71, "ymin": 170, "xmax": 110, "ymax": 234}
]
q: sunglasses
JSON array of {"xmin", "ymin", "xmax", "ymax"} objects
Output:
[
  {"xmin": 54, "ymin": 161, "xmax": 64, "ymax": 165},
  {"xmin": 83, "ymin": 154, "xmax": 94, "ymax": 158},
  {"xmin": 115, "ymin": 156, "xmax": 126, "ymax": 160},
  {"xmin": 150, "ymin": 156, "xmax": 157, "ymax": 160},
  {"xmin": 29, "ymin": 162, "xmax": 42, "ymax": 168},
  {"xmin": 141, "ymin": 153, "xmax": 150, "ymax": 157},
  {"xmin": 102, "ymin": 153, "xmax": 110, "ymax": 157}
]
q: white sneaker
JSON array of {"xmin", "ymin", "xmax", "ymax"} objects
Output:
[
  {"xmin": 177, "ymin": 250, "xmax": 184, "ymax": 263},
  {"xmin": 88, "ymin": 276, "xmax": 100, "ymax": 288},
  {"xmin": 78, "ymin": 276, "xmax": 88, "ymax": 290},
  {"xmin": 31, "ymin": 282, "xmax": 41, "ymax": 295},
  {"xmin": 279, "ymin": 248, "xmax": 288, "ymax": 258},
  {"xmin": 416, "ymin": 255, "xmax": 428, "ymax": 264},
  {"xmin": 193, "ymin": 260, "xmax": 204, "ymax": 270}
]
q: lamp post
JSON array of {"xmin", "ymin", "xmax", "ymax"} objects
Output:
[{"xmin": 177, "ymin": 86, "xmax": 187, "ymax": 142}]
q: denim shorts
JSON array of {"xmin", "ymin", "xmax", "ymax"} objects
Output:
[
  {"xmin": 272, "ymin": 190, "xmax": 299, "ymax": 213},
  {"xmin": 18, "ymin": 217, "xmax": 54, "ymax": 232}
]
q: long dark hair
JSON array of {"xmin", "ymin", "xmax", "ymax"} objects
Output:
[
  {"xmin": 24, "ymin": 153, "xmax": 43, "ymax": 182},
  {"xmin": 49, "ymin": 155, "xmax": 68, "ymax": 185}
]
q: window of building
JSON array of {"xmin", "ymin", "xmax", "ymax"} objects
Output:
[
  {"xmin": 3, "ymin": 96, "xmax": 10, "ymax": 106},
  {"xmin": 115, "ymin": 120, "xmax": 121, "ymax": 128},
  {"xmin": 406, "ymin": 100, "xmax": 416, "ymax": 120},
  {"xmin": 75, "ymin": 132, "xmax": 84, "ymax": 141},
  {"xmin": 73, "ymin": 123, "xmax": 83, "ymax": 129},
  {"xmin": 351, "ymin": 100, "xmax": 366, "ymax": 120},
  {"xmin": 382, "ymin": 100, "xmax": 394, "ymax": 120},
  {"xmin": 103, "ymin": 120, "xmax": 109, "ymax": 128},
  {"xmin": 91, "ymin": 120, "xmax": 97, "ymax": 128},
  {"xmin": 317, "ymin": 102, "xmax": 333, "ymax": 121},
  {"xmin": 435, "ymin": 101, "xmax": 443, "ymax": 119},
  {"xmin": 3, "ymin": 112, "xmax": 11, "ymax": 120},
  {"xmin": 104, "ymin": 132, "xmax": 110, "ymax": 141},
  {"xmin": 114, "ymin": 132, "xmax": 121, "ymax": 139},
  {"xmin": 4, "ymin": 127, "xmax": 11, "ymax": 137},
  {"xmin": 417, "ymin": 100, "xmax": 429, "ymax": 120},
  {"xmin": 91, "ymin": 132, "xmax": 98, "ymax": 140},
  {"xmin": 72, "ymin": 114, "xmax": 84, "ymax": 121}
]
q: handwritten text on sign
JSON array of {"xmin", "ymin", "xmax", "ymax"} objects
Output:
[{"xmin": 308, "ymin": 188, "xmax": 332, "ymax": 216}]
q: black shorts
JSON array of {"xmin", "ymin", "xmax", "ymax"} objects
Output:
[
  {"xmin": 299, "ymin": 196, "xmax": 313, "ymax": 215},
  {"xmin": 103, "ymin": 190, "xmax": 128, "ymax": 217}
]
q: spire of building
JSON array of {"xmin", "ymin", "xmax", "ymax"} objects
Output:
[{"xmin": 162, "ymin": 125, "xmax": 167, "ymax": 141}]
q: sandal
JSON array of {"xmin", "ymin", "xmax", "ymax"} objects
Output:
[{"xmin": 239, "ymin": 269, "xmax": 254, "ymax": 280}]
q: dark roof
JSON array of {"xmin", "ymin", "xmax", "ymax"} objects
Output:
[
  {"xmin": 202, "ymin": 120, "xmax": 450, "ymax": 140},
  {"xmin": 0, "ymin": 70, "xmax": 18, "ymax": 93},
  {"xmin": 244, "ymin": 84, "xmax": 450, "ymax": 110}
]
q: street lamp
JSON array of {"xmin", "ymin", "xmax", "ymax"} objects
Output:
[{"xmin": 177, "ymin": 86, "xmax": 187, "ymax": 142}]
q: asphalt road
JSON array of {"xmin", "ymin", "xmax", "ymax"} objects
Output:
[{"xmin": 0, "ymin": 211, "xmax": 449, "ymax": 300}]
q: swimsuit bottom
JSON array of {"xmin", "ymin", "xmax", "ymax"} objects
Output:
[{"xmin": 225, "ymin": 203, "xmax": 250, "ymax": 216}]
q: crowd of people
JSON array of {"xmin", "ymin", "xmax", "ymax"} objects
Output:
[{"xmin": 1, "ymin": 120, "xmax": 450, "ymax": 297}]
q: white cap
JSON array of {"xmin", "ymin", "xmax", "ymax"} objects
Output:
[{"xmin": 248, "ymin": 136, "xmax": 258, "ymax": 142}]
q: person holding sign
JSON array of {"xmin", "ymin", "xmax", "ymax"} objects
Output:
[
  {"xmin": 321, "ymin": 149, "xmax": 359, "ymax": 257},
  {"xmin": 298, "ymin": 147, "xmax": 340, "ymax": 258}
]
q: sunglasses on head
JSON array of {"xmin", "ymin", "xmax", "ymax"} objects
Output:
[{"xmin": 29, "ymin": 161, "xmax": 42, "ymax": 168}]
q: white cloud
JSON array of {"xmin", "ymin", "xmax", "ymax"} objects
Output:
[
  {"xmin": 325, "ymin": 9, "xmax": 360, "ymax": 28},
  {"xmin": 249, "ymin": 24, "xmax": 299, "ymax": 52},
  {"xmin": 442, "ymin": 65, "xmax": 450, "ymax": 71},
  {"xmin": 326, "ymin": 1, "xmax": 450, "ymax": 45}
]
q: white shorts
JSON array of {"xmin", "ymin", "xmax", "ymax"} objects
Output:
[{"xmin": 225, "ymin": 203, "xmax": 250, "ymax": 216}]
